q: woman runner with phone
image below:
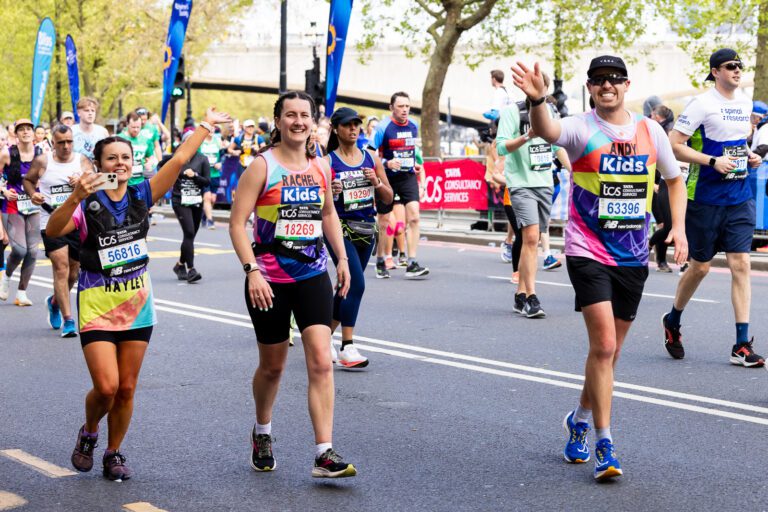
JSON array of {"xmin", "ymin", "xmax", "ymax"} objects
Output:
[{"xmin": 46, "ymin": 107, "xmax": 231, "ymax": 481}]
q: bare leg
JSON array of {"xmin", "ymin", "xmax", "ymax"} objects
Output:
[
  {"xmin": 252, "ymin": 341, "xmax": 289, "ymax": 425},
  {"xmin": 302, "ymin": 325, "xmax": 335, "ymax": 444},
  {"xmin": 106, "ymin": 341, "xmax": 148, "ymax": 451}
]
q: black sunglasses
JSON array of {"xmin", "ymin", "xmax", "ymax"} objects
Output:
[
  {"xmin": 719, "ymin": 62, "xmax": 743, "ymax": 71},
  {"xmin": 587, "ymin": 73, "xmax": 628, "ymax": 86}
]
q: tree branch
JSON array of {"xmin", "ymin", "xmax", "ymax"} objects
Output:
[
  {"xmin": 457, "ymin": 0, "xmax": 497, "ymax": 31},
  {"xmin": 415, "ymin": 0, "xmax": 443, "ymax": 20}
]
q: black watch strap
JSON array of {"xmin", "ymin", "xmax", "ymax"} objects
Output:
[
  {"xmin": 528, "ymin": 96, "xmax": 546, "ymax": 107},
  {"xmin": 709, "ymin": 157, "xmax": 717, "ymax": 167}
]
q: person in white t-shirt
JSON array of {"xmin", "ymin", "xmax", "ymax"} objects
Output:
[
  {"xmin": 71, "ymin": 97, "xmax": 109, "ymax": 160},
  {"xmin": 483, "ymin": 69, "xmax": 513, "ymax": 121}
]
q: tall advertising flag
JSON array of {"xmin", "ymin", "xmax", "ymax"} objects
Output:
[
  {"xmin": 161, "ymin": 0, "xmax": 193, "ymax": 123},
  {"xmin": 325, "ymin": 0, "xmax": 353, "ymax": 114},
  {"xmin": 31, "ymin": 17, "xmax": 56, "ymax": 126},
  {"xmin": 65, "ymin": 35, "xmax": 81, "ymax": 122}
]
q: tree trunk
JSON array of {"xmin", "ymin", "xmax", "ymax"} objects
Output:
[
  {"xmin": 755, "ymin": 0, "xmax": 768, "ymax": 100},
  {"xmin": 421, "ymin": 24, "xmax": 461, "ymax": 158}
]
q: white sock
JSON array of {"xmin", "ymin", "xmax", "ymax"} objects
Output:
[
  {"xmin": 254, "ymin": 422, "xmax": 271, "ymax": 435},
  {"xmin": 544, "ymin": 250, "xmax": 553, "ymax": 258},
  {"xmin": 573, "ymin": 405, "xmax": 592, "ymax": 425},
  {"xmin": 595, "ymin": 427, "xmax": 612, "ymax": 442},
  {"xmin": 315, "ymin": 442, "xmax": 332, "ymax": 458}
]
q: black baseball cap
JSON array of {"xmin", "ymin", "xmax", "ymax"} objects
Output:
[
  {"xmin": 587, "ymin": 55, "xmax": 628, "ymax": 78},
  {"xmin": 330, "ymin": 107, "xmax": 362, "ymax": 126},
  {"xmin": 705, "ymin": 48, "xmax": 741, "ymax": 81}
]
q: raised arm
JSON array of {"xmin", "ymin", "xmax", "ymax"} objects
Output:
[
  {"xmin": 149, "ymin": 108, "xmax": 231, "ymax": 203},
  {"xmin": 511, "ymin": 62, "xmax": 561, "ymax": 143}
]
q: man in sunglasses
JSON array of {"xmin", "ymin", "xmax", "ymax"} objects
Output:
[
  {"xmin": 512, "ymin": 55, "xmax": 689, "ymax": 481},
  {"xmin": 662, "ymin": 48, "xmax": 764, "ymax": 368}
]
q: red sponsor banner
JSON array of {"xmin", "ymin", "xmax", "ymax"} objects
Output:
[{"xmin": 421, "ymin": 159, "xmax": 488, "ymax": 210}]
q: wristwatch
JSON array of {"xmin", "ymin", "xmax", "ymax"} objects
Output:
[
  {"xmin": 709, "ymin": 157, "xmax": 717, "ymax": 167},
  {"xmin": 528, "ymin": 96, "xmax": 546, "ymax": 107},
  {"xmin": 243, "ymin": 262, "xmax": 259, "ymax": 274}
]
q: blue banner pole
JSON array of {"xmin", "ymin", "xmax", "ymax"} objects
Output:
[
  {"xmin": 325, "ymin": 0, "xmax": 353, "ymax": 114},
  {"xmin": 161, "ymin": 0, "xmax": 193, "ymax": 123}
]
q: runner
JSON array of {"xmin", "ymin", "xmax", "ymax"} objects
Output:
[
  {"xmin": 45, "ymin": 107, "xmax": 231, "ymax": 481},
  {"xmin": 199, "ymin": 127, "xmax": 224, "ymax": 229},
  {"xmin": 229, "ymin": 91, "xmax": 357, "ymax": 478},
  {"xmin": 121, "ymin": 112, "xmax": 156, "ymax": 186},
  {"xmin": 71, "ymin": 97, "xmax": 109, "ymax": 160},
  {"xmin": 662, "ymin": 48, "xmax": 764, "ymax": 366},
  {"xmin": 169, "ymin": 131, "xmax": 210, "ymax": 283},
  {"xmin": 0, "ymin": 119, "xmax": 43, "ymax": 305},
  {"xmin": 512, "ymin": 55, "xmax": 688, "ymax": 480},
  {"xmin": 35, "ymin": 125, "xmax": 52, "ymax": 154},
  {"xmin": 325, "ymin": 107, "xmax": 393, "ymax": 368},
  {"xmin": 370, "ymin": 91, "xmax": 429, "ymax": 279},
  {"xmin": 496, "ymin": 83, "xmax": 569, "ymax": 318},
  {"xmin": 134, "ymin": 107, "xmax": 165, "ymax": 160},
  {"xmin": 23, "ymin": 125, "xmax": 92, "ymax": 337},
  {"xmin": 60, "ymin": 111, "xmax": 75, "ymax": 127},
  {"xmin": 227, "ymin": 119, "xmax": 263, "ymax": 176}
]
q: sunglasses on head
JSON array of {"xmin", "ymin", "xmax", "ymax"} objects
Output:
[
  {"xmin": 587, "ymin": 73, "xmax": 628, "ymax": 86},
  {"xmin": 719, "ymin": 62, "xmax": 743, "ymax": 71}
]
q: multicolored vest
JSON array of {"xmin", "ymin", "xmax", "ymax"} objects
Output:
[
  {"xmin": 566, "ymin": 112, "xmax": 657, "ymax": 267},
  {"xmin": 252, "ymin": 149, "xmax": 328, "ymax": 283}
]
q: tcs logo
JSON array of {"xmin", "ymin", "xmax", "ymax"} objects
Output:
[{"xmin": 422, "ymin": 176, "xmax": 443, "ymax": 204}]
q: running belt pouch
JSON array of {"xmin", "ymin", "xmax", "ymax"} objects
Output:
[
  {"xmin": 344, "ymin": 220, "xmax": 376, "ymax": 236},
  {"xmin": 252, "ymin": 238, "xmax": 323, "ymax": 264}
]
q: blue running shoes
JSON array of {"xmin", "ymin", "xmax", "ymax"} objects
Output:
[
  {"xmin": 594, "ymin": 438, "xmax": 623, "ymax": 481},
  {"xmin": 46, "ymin": 295, "xmax": 62, "ymax": 330},
  {"xmin": 61, "ymin": 319, "xmax": 78, "ymax": 338},
  {"xmin": 563, "ymin": 411, "xmax": 590, "ymax": 463},
  {"xmin": 543, "ymin": 254, "xmax": 562, "ymax": 270}
]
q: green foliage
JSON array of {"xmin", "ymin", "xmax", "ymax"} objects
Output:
[
  {"xmin": 658, "ymin": 0, "xmax": 760, "ymax": 88},
  {"xmin": 0, "ymin": 0, "xmax": 251, "ymax": 125}
]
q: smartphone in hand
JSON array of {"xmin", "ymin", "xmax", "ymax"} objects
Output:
[{"xmin": 93, "ymin": 173, "xmax": 118, "ymax": 191}]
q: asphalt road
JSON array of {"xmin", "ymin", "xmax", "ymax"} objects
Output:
[{"xmin": 2, "ymin": 218, "xmax": 768, "ymax": 511}]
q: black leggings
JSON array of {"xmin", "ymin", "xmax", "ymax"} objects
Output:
[
  {"xmin": 172, "ymin": 204, "xmax": 203, "ymax": 268},
  {"xmin": 504, "ymin": 205, "xmax": 523, "ymax": 271},
  {"xmin": 650, "ymin": 181, "xmax": 671, "ymax": 263}
]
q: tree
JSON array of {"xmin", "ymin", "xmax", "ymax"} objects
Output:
[
  {"xmin": 658, "ymin": 0, "xmax": 768, "ymax": 99},
  {"xmin": 358, "ymin": 0, "xmax": 655, "ymax": 156},
  {"xmin": 0, "ymin": 0, "xmax": 250, "ymax": 125}
]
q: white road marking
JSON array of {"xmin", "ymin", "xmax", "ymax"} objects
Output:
[
  {"xmin": 147, "ymin": 236, "xmax": 221, "ymax": 248},
  {"xmin": 123, "ymin": 502, "xmax": 169, "ymax": 512},
  {"xmin": 0, "ymin": 491, "xmax": 27, "ymax": 511},
  {"xmin": 0, "ymin": 450, "xmax": 77, "ymax": 478},
  {"xmin": 19, "ymin": 273, "xmax": 763, "ymax": 425},
  {"xmin": 487, "ymin": 275, "xmax": 719, "ymax": 303}
]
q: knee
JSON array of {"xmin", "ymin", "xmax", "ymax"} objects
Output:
[
  {"xmin": 688, "ymin": 261, "xmax": 710, "ymax": 279},
  {"xmin": 93, "ymin": 380, "xmax": 118, "ymax": 401},
  {"xmin": 522, "ymin": 229, "xmax": 539, "ymax": 246},
  {"xmin": 52, "ymin": 261, "xmax": 68, "ymax": 277},
  {"xmin": 589, "ymin": 340, "xmax": 618, "ymax": 362},
  {"xmin": 729, "ymin": 257, "xmax": 750, "ymax": 276},
  {"xmin": 407, "ymin": 213, "xmax": 420, "ymax": 227},
  {"xmin": 258, "ymin": 361, "xmax": 286, "ymax": 381},
  {"xmin": 114, "ymin": 382, "xmax": 137, "ymax": 403},
  {"xmin": 307, "ymin": 352, "xmax": 333, "ymax": 379}
]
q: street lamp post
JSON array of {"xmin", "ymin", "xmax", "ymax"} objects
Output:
[{"xmin": 280, "ymin": 0, "xmax": 287, "ymax": 93}]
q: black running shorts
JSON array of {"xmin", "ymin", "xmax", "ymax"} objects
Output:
[
  {"xmin": 244, "ymin": 272, "xmax": 333, "ymax": 344},
  {"xmin": 80, "ymin": 326, "xmax": 153, "ymax": 347},
  {"xmin": 41, "ymin": 230, "xmax": 80, "ymax": 261},
  {"xmin": 566, "ymin": 256, "xmax": 648, "ymax": 322},
  {"xmin": 376, "ymin": 172, "xmax": 419, "ymax": 214}
]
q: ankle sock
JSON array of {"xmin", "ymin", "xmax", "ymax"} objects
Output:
[
  {"xmin": 341, "ymin": 339, "xmax": 352, "ymax": 350},
  {"xmin": 595, "ymin": 427, "xmax": 612, "ymax": 443},
  {"xmin": 407, "ymin": 257, "xmax": 415, "ymax": 265},
  {"xmin": 376, "ymin": 257, "xmax": 384, "ymax": 264},
  {"xmin": 573, "ymin": 405, "xmax": 592, "ymax": 425},
  {"xmin": 315, "ymin": 442, "xmax": 332, "ymax": 458},
  {"xmin": 255, "ymin": 422, "xmax": 271, "ymax": 435},
  {"xmin": 736, "ymin": 323, "xmax": 749, "ymax": 344},
  {"xmin": 666, "ymin": 306, "xmax": 683, "ymax": 328}
]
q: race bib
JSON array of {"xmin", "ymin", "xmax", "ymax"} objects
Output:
[
  {"xmin": 181, "ymin": 187, "xmax": 202, "ymax": 206},
  {"xmin": 49, "ymin": 184, "xmax": 74, "ymax": 207},
  {"xmin": 16, "ymin": 193, "xmax": 39, "ymax": 215},
  {"xmin": 598, "ymin": 182, "xmax": 647, "ymax": 231},
  {"xmin": 275, "ymin": 204, "xmax": 322, "ymax": 241},
  {"xmin": 132, "ymin": 165, "xmax": 144, "ymax": 180},
  {"xmin": 723, "ymin": 145, "xmax": 748, "ymax": 180},
  {"xmin": 341, "ymin": 171, "xmax": 375, "ymax": 211},
  {"xmin": 529, "ymin": 143, "xmax": 553, "ymax": 171},
  {"xmin": 98, "ymin": 239, "xmax": 149, "ymax": 270}
]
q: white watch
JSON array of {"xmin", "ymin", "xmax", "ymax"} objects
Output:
[{"xmin": 199, "ymin": 121, "xmax": 214, "ymax": 132}]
